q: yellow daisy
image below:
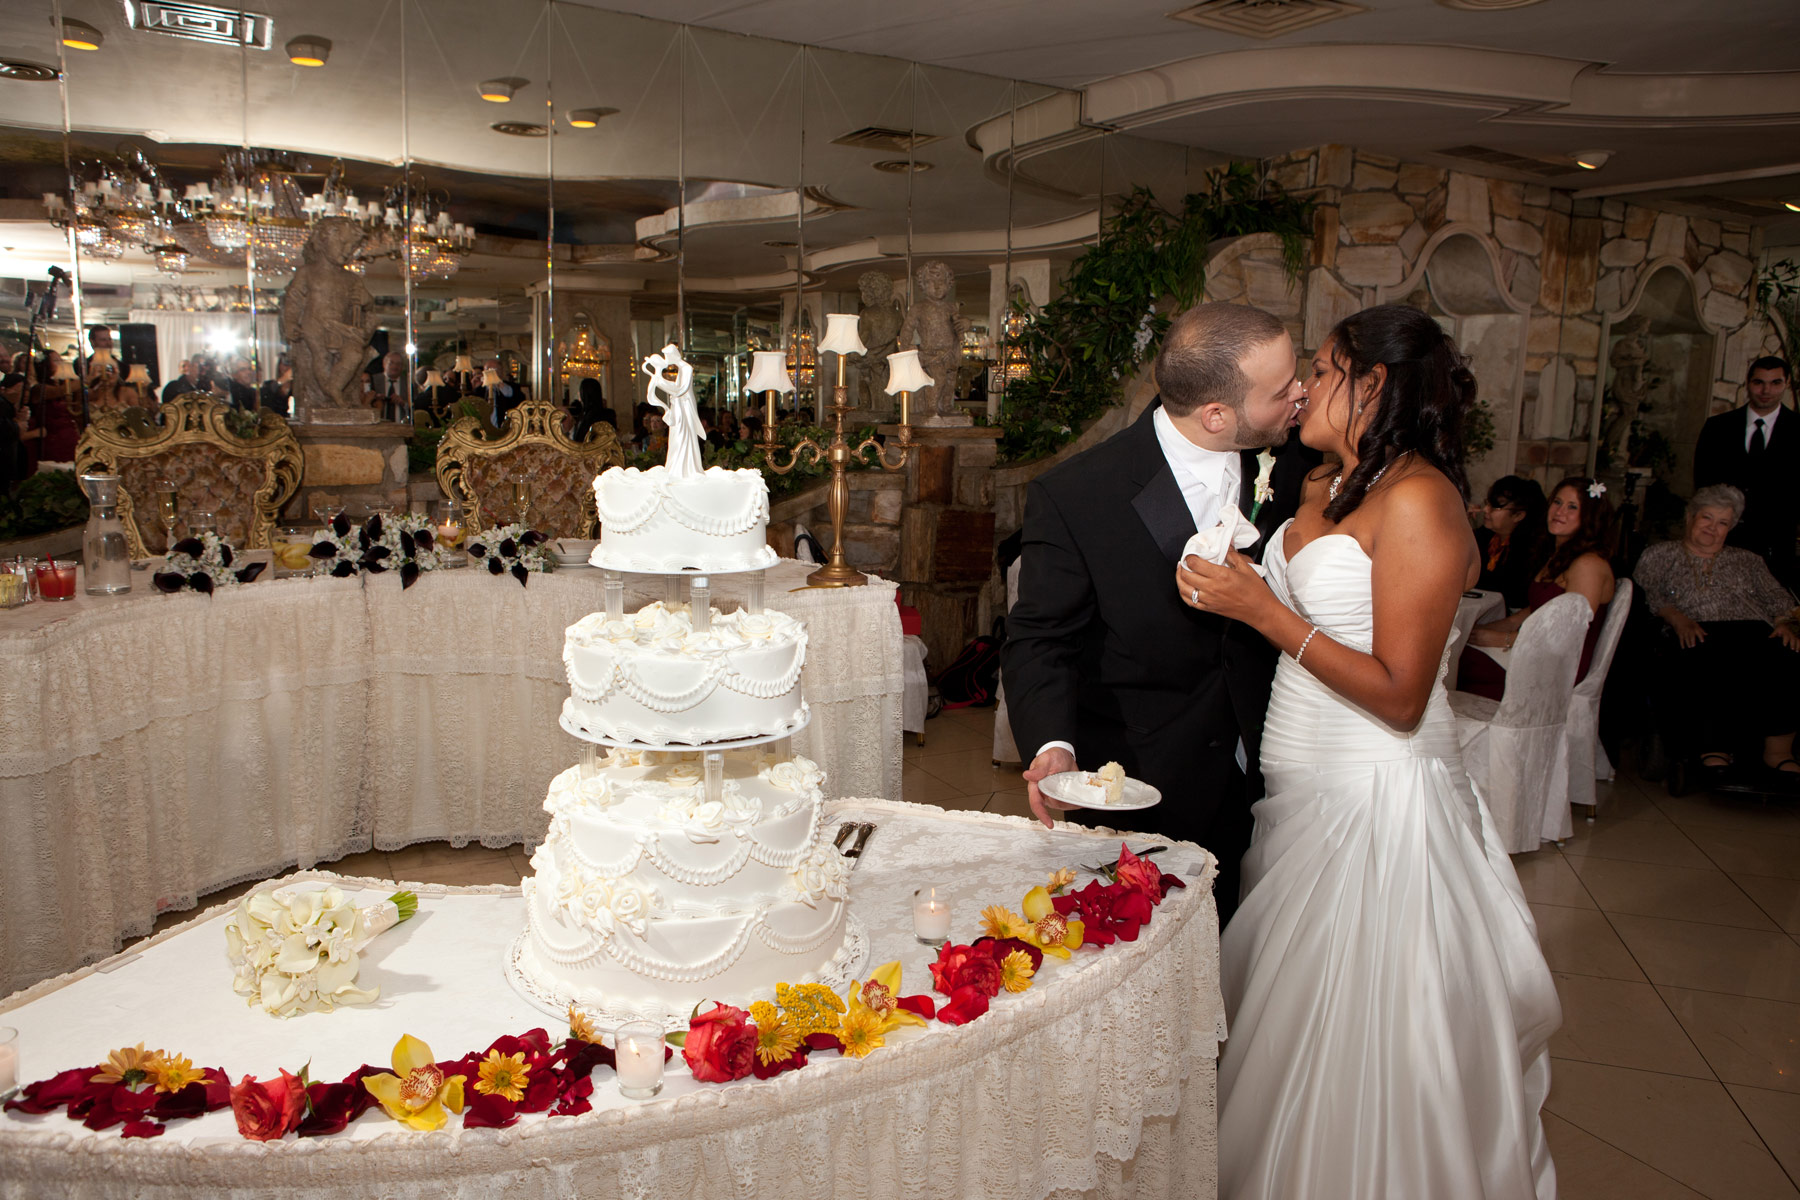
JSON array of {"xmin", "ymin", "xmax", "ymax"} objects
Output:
[
  {"xmin": 754, "ymin": 1018, "xmax": 801, "ymax": 1066},
  {"xmin": 149, "ymin": 1051, "xmax": 207, "ymax": 1094},
  {"xmin": 92, "ymin": 1043, "xmax": 157, "ymax": 1089},
  {"xmin": 474, "ymin": 1050, "xmax": 531, "ymax": 1103},
  {"xmin": 835, "ymin": 1007, "xmax": 885, "ymax": 1058},
  {"xmin": 980, "ymin": 904, "xmax": 1031, "ymax": 941},
  {"xmin": 1046, "ymin": 867, "xmax": 1077, "ymax": 895},
  {"xmin": 567, "ymin": 1005, "xmax": 600, "ymax": 1045},
  {"xmin": 748, "ymin": 1000, "xmax": 781, "ymax": 1031},
  {"xmin": 1000, "ymin": 949, "xmax": 1036, "ymax": 993}
]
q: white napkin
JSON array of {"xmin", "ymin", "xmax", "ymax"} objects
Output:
[{"xmin": 1180, "ymin": 504, "xmax": 1264, "ymax": 575}]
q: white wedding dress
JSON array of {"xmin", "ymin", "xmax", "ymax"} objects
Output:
[{"xmin": 1218, "ymin": 523, "xmax": 1560, "ymax": 1200}]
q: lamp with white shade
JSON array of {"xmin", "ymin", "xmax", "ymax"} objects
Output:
[
  {"xmin": 884, "ymin": 349, "xmax": 932, "ymax": 429},
  {"xmin": 746, "ymin": 349, "xmax": 794, "ymax": 426},
  {"xmin": 817, "ymin": 312, "xmax": 867, "ymax": 393},
  {"xmin": 125, "ymin": 365, "xmax": 152, "ymax": 386}
]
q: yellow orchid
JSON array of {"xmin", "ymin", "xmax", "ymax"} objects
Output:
[
  {"xmin": 1021, "ymin": 885, "xmax": 1085, "ymax": 959},
  {"xmin": 474, "ymin": 1050, "xmax": 530, "ymax": 1103},
  {"xmin": 847, "ymin": 961, "xmax": 928, "ymax": 1033},
  {"xmin": 149, "ymin": 1051, "xmax": 207, "ymax": 1094},
  {"xmin": 362, "ymin": 1035, "xmax": 466, "ymax": 1131},
  {"xmin": 979, "ymin": 904, "xmax": 1032, "ymax": 941}
]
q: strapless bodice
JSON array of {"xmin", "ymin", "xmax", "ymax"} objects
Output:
[{"xmin": 1261, "ymin": 521, "xmax": 1463, "ymax": 766}]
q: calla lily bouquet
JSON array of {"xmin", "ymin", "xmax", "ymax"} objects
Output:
[
  {"xmin": 152, "ymin": 532, "xmax": 266, "ymax": 594},
  {"xmin": 224, "ymin": 885, "xmax": 418, "ymax": 1019},
  {"xmin": 309, "ymin": 511, "xmax": 446, "ymax": 589},
  {"xmin": 466, "ymin": 522, "xmax": 553, "ymax": 587}
]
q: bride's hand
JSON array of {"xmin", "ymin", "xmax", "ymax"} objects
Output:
[{"xmin": 1176, "ymin": 550, "xmax": 1273, "ymax": 625}]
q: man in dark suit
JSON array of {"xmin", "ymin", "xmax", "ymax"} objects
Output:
[
  {"xmin": 161, "ymin": 359, "xmax": 201, "ymax": 404},
  {"xmin": 1694, "ymin": 356, "xmax": 1798, "ymax": 589},
  {"xmin": 1002, "ymin": 302, "xmax": 1315, "ymax": 922}
]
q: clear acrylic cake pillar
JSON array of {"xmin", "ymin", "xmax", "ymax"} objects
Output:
[
  {"xmin": 746, "ymin": 569, "xmax": 765, "ymax": 615},
  {"xmin": 582, "ymin": 742, "xmax": 599, "ymax": 777},
  {"xmin": 689, "ymin": 577, "xmax": 710, "ymax": 632},
  {"xmin": 703, "ymin": 749, "xmax": 724, "ymax": 806},
  {"xmin": 603, "ymin": 570, "xmax": 624, "ymax": 622},
  {"xmin": 665, "ymin": 575, "xmax": 685, "ymax": 609}
]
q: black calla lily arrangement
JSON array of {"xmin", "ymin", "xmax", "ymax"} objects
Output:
[{"xmin": 152, "ymin": 532, "xmax": 267, "ymax": 594}]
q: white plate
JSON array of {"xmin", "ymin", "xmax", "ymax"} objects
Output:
[
  {"xmin": 1040, "ymin": 770, "xmax": 1162, "ymax": 811},
  {"xmin": 553, "ymin": 538, "xmax": 599, "ymax": 558}
]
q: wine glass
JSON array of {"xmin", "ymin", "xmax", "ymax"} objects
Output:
[
  {"xmin": 510, "ymin": 479, "xmax": 532, "ymax": 528},
  {"xmin": 152, "ymin": 478, "xmax": 177, "ymax": 550},
  {"xmin": 187, "ymin": 511, "xmax": 216, "ymax": 537}
]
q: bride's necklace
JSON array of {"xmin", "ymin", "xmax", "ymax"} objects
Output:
[{"xmin": 1328, "ymin": 462, "xmax": 1388, "ymax": 503}]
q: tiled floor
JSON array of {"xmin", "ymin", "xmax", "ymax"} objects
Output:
[{"xmin": 147, "ymin": 704, "xmax": 1800, "ymax": 1198}]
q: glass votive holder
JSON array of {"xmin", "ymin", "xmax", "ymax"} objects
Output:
[
  {"xmin": 187, "ymin": 511, "xmax": 216, "ymax": 536},
  {"xmin": 913, "ymin": 885, "xmax": 953, "ymax": 946},
  {"xmin": 35, "ymin": 559, "xmax": 77, "ymax": 601},
  {"xmin": 273, "ymin": 526, "xmax": 313, "ymax": 578},
  {"xmin": 0, "ymin": 570, "xmax": 24, "ymax": 609},
  {"xmin": 0, "ymin": 1026, "xmax": 18, "ymax": 1101},
  {"xmin": 613, "ymin": 1022, "xmax": 664, "ymax": 1100}
]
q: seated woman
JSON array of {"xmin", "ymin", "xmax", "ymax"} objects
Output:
[
  {"xmin": 1475, "ymin": 474, "xmax": 1546, "ymax": 610},
  {"xmin": 1635, "ymin": 484, "xmax": 1800, "ymax": 777},
  {"xmin": 1458, "ymin": 475, "xmax": 1616, "ymax": 700}
]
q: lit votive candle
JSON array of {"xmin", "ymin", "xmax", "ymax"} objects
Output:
[
  {"xmin": 913, "ymin": 886, "xmax": 952, "ymax": 946},
  {"xmin": 0, "ymin": 1027, "xmax": 18, "ymax": 1099},
  {"xmin": 614, "ymin": 1022, "xmax": 664, "ymax": 1099}
]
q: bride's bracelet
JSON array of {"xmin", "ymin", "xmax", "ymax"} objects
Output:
[{"xmin": 1294, "ymin": 625, "xmax": 1321, "ymax": 663}]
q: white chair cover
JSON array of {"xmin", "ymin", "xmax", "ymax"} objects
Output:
[
  {"xmin": 1565, "ymin": 579, "xmax": 1633, "ymax": 817},
  {"xmin": 902, "ymin": 634, "xmax": 930, "ymax": 734},
  {"xmin": 1449, "ymin": 592, "xmax": 1592, "ymax": 853},
  {"xmin": 992, "ymin": 557, "xmax": 1023, "ymax": 764}
]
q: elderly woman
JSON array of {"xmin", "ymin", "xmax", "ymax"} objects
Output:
[{"xmin": 1636, "ymin": 485, "xmax": 1800, "ymax": 777}]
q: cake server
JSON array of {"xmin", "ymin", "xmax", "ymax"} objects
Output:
[
  {"xmin": 843, "ymin": 823, "xmax": 876, "ymax": 860},
  {"xmin": 833, "ymin": 821, "xmax": 859, "ymax": 849}
]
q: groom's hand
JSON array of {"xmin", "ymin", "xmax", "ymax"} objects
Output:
[{"xmin": 1023, "ymin": 747, "xmax": 1078, "ymax": 829}]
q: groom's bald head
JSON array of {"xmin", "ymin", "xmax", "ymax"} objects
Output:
[{"xmin": 1156, "ymin": 302, "xmax": 1287, "ymax": 418}]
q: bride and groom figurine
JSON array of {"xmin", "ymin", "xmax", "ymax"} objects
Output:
[
  {"xmin": 643, "ymin": 344, "xmax": 705, "ymax": 479},
  {"xmin": 1003, "ymin": 301, "xmax": 1559, "ymax": 1200}
]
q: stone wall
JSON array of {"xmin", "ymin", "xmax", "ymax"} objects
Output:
[{"xmin": 768, "ymin": 472, "xmax": 904, "ymax": 577}]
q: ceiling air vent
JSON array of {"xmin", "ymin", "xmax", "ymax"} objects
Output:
[
  {"xmin": 0, "ymin": 59, "xmax": 59, "ymax": 82},
  {"xmin": 1433, "ymin": 144, "xmax": 1574, "ymax": 178},
  {"xmin": 491, "ymin": 122, "xmax": 548, "ymax": 138},
  {"xmin": 1167, "ymin": 0, "xmax": 1367, "ymax": 39},
  {"xmin": 832, "ymin": 126, "xmax": 941, "ymax": 153},
  {"xmin": 123, "ymin": 1, "xmax": 274, "ymax": 49}
]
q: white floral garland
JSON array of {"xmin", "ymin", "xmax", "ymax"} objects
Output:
[{"xmin": 152, "ymin": 530, "xmax": 265, "ymax": 593}]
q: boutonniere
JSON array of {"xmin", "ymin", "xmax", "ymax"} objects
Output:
[{"xmin": 1249, "ymin": 450, "xmax": 1277, "ymax": 521}]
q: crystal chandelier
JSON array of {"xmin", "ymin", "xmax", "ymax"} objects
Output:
[
  {"xmin": 785, "ymin": 309, "xmax": 817, "ymax": 392},
  {"xmin": 351, "ymin": 178, "xmax": 475, "ymax": 283},
  {"xmin": 999, "ymin": 285, "xmax": 1033, "ymax": 382},
  {"xmin": 42, "ymin": 152, "xmax": 175, "ymax": 263}
]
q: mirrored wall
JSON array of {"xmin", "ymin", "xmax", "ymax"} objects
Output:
[{"xmin": 0, "ymin": 0, "xmax": 1142, "ymax": 433}]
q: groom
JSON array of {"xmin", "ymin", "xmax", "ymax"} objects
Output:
[{"xmin": 1002, "ymin": 302, "xmax": 1314, "ymax": 920}]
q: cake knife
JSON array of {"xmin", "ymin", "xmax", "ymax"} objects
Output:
[
  {"xmin": 833, "ymin": 821, "xmax": 858, "ymax": 850},
  {"xmin": 843, "ymin": 823, "xmax": 876, "ymax": 860}
]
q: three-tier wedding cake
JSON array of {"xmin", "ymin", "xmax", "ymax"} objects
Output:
[{"xmin": 507, "ymin": 344, "xmax": 862, "ymax": 1025}]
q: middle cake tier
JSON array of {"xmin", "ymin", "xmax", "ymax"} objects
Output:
[{"xmin": 562, "ymin": 601, "xmax": 808, "ymax": 745}]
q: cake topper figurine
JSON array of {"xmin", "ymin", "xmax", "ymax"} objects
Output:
[{"xmin": 642, "ymin": 343, "xmax": 705, "ymax": 478}]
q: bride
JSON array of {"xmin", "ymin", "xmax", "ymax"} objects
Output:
[{"xmin": 1177, "ymin": 304, "xmax": 1560, "ymax": 1199}]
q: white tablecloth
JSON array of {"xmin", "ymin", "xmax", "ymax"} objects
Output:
[
  {"xmin": 0, "ymin": 800, "xmax": 1224, "ymax": 1200},
  {"xmin": 0, "ymin": 563, "xmax": 903, "ymax": 996}
]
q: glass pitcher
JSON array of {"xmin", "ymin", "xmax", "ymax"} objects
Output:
[{"xmin": 78, "ymin": 473, "xmax": 132, "ymax": 596}]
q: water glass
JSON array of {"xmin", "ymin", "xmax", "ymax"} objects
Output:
[
  {"xmin": 187, "ymin": 511, "xmax": 217, "ymax": 537},
  {"xmin": 273, "ymin": 526, "xmax": 314, "ymax": 577}
]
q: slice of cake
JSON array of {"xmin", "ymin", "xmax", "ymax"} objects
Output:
[{"xmin": 1092, "ymin": 761, "xmax": 1126, "ymax": 805}]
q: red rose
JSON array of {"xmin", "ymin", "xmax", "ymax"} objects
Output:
[
  {"xmin": 682, "ymin": 1003, "xmax": 757, "ymax": 1083},
  {"xmin": 929, "ymin": 943, "xmax": 1004, "ymax": 998},
  {"xmin": 1114, "ymin": 844, "xmax": 1163, "ymax": 903},
  {"xmin": 230, "ymin": 1070, "xmax": 306, "ymax": 1142}
]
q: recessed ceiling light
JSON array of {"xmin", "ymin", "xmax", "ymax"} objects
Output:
[
  {"xmin": 0, "ymin": 58, "xmax": 60, "ymax": 82},
  {"xmin": 872, "ymin": 159, "xmax": 933, "ymax": 174},
  {"xmin": 479, "ymin": 77, "xmax": 527, "ymax": 103},
  {"xmin": 566, "ymin": 107, "xmax": 618, "ymax": 129},
  {"xmin": 60, "ymin": 18, "xmax": 103, "ymax": 51},
  {"xmin": 285, "ymin": 35, "xmax": 330, "ymax": 66},
  {"xmin": 1785, "ymin": 200, "xmax": 1800, "ymax": 213},
  {"xmin": 1573, "ymin": 150, "xmax": 1612, "ymax": 170}
]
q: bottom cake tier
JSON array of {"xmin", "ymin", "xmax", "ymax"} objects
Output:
[{"xmin": 505, "ymin": 747, "xmax": 865, "ymax": 1026}]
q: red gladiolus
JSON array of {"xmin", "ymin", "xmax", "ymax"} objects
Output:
[
  {"xmin": 230, "ymin": 1070, "xmax": 307, "ymax": 1142},
  {"xmin": 682, "ymin": 1003, "xmax": 758, "ymax": 1083}
]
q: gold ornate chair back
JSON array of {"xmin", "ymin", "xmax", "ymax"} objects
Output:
[
  {"xmin": 73, "ymin": 392, "xmax": 304, "ymax": 557},
  {"xmin": 434, "ymin": 396, "xmax": 623, "ymax": 537}
]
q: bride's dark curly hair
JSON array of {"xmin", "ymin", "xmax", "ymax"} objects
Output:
[{"xmin": 1321, "ymin": 304, "xmax": 1476, "ymax": 522}]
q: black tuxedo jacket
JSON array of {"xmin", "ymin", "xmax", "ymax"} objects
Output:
[
  {"xmin": 1693, "ymin": 405, "xmax": 1800, "ymax": 568},
  {"xmin": 1000, "ymin": 402, "xmax": 1316, "ymax": 861}
]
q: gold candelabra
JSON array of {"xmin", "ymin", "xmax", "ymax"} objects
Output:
[{"xmin": 759, "ymin": 334, "xmax": 915, "ymax": 588}]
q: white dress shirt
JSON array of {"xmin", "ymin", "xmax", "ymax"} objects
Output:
[
  {"xmin": 1035, "ymin": 408, "xmax": 1248, "ymax": 771},
  {"xmin": 1745, "ymin": 403, "xmax": 1781, "ymax": 452}
]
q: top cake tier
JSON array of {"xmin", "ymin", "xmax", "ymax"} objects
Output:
[{"xmin": 591, "ymin": 464, "xmax": 779, "ymax": 574}]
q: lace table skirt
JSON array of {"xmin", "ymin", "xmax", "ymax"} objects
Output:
[
  {"xmin": 0, "ymin": 800, "xmax": 1223, "ymax": 1200},
  {"xmin": 0, "ymin": 563, "xmax": 904, "ymax": 996}
]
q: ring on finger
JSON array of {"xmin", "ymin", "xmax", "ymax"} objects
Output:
[{"xmin": 1190, "ymin": 587, "xmax": 1200, "ymax": 605}]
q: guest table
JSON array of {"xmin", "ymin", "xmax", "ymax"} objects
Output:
[
  {"xmin": 0, "ymin": 800, "xmax": 1225, "ymax": 1200},
  {"xmin": 0, "ymin": 562, "xmax": 904, "ymax": 997},
  {"xmin": 1448, "ymin": 589, "xmax": 1506, "ymax": 682}
]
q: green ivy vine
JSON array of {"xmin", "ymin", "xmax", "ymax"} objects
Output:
[{"xmin": 996, "ymin": 164, "xmax": 1314, "ymax": 463}]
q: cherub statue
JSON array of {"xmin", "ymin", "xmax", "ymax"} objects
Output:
[
  {"xmin": 283, "ymin": 218, "xmax": 377, "ymax": 412},
  {"xmin": 897, "ymin": 260, "xmax": 971, "ymax": 420},
  {"xmin": 850, "ymin": 272, "xmax": 903, "ymax": 412},
  {"xmin": 642, "ymin": 343, "xmax": 704, "ymax": 478}
]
